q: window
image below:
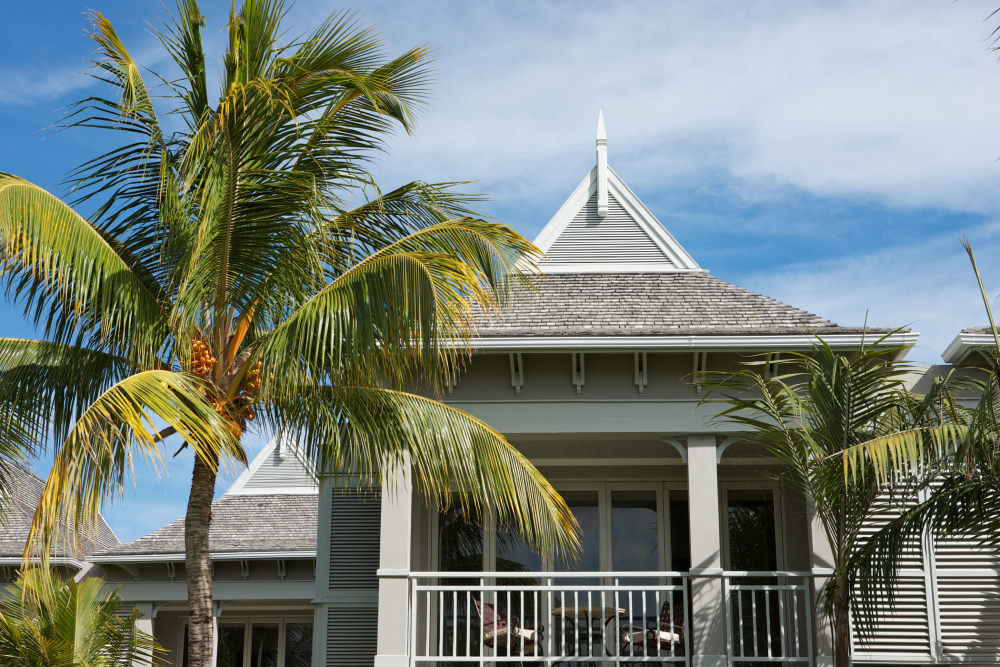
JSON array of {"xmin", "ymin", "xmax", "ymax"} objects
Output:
[
  {"xmin": 181, "ymin": 618, "xmax": 312, "ymax": 667},
  {"xmin": 436, "ymin": 483, "xmax": 690, "ymax": 573}
]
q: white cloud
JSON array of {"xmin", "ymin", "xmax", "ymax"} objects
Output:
[
  {"xmin": 0, "ymin": 68, "xmax": 93, "ymax": 106},
  {"xmin": 288, "ymin": 0, "xmax": 1000, "ymax": 216},
  {"xmin": 739, "ymin": 222, "xmax": 1000, "ymax": 363}
]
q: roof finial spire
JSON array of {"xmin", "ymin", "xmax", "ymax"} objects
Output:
[{"xmin": 596, "ymin": 110, "xmax": 608, "ymax": 218}]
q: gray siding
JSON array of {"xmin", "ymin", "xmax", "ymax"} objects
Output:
[{"xmin": 544, "ymin": 193, "xmax": 671, "ymax": 265}]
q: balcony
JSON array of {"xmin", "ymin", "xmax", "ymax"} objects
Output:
[{"xmin": 399, "ymin": 571, "xmax": 816, "ymax": 667}]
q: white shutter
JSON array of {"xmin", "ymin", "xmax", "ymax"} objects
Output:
[
  {"xmin": 934, "ymin": 530, "xmax": 1000, "ymax": 660},
  {"xmin": 851, "ymin": 494, "xmax": 935, "ymax": 661}
]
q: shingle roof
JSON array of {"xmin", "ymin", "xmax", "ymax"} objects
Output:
[
  {"xmin": 0, "ymin": 467, "xmax": 119, "ymax": 560},
  {"xmin": 98, "ymin": 494, "xmax": 317, "ymax": 557},
  {"xmin": 473, "ymin": 272, "xmax": 892, "ymax": 337},
  {"xmin": 961, "ymin": 326, "xmax": 995, "ymax": 334}
]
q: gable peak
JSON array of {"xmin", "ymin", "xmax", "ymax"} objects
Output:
[{"xmin": 531, "ymin": 118, "xmax": 701, "ymax": 274}]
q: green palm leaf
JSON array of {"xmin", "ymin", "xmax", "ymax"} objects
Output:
[
  {"xmin": 0, "ymin": 175, "xmax": 169, "ymax": 365},
  {"xmin": 28, "ymin": 370, "xmax": 240, "ymax": 561},
  {"xmin": 270, "ymin": 385, "xmax": 580, "ymax": 563}
]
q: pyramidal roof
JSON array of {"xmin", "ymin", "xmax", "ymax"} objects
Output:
[
  {"xmin": 534, "ymin": 111, "xmax": 700, "ymax": 274},
  {"xmin": 470, "ymin": 114, "xmax": 913, "ymax": 348}
]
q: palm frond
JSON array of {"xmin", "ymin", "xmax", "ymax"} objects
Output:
[
  {"xmin": 27, "ymin": 370, "xmax": 241, "ymax": 562},
  {"xmin": 0, "ymin": 174, "xmax": 170, "ymax": 365},
  {"xmin": 269, "ymin": 385, "xmax": 580, "ymax": 563}
]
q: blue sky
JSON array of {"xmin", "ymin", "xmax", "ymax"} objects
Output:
[{"xmin": 3, "ymin": 0, "xmax": 1000, "ymax": 542}]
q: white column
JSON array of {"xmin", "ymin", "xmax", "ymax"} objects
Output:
[
  {"xmin": 132, "ymin": 602, "xmax": 154, "ymax": 667},
  {"xmin": 374, "ymin": 464, "xmax": 413, "ymax": 667},
  {"xmin": 686, "ymin": 434, "xmax": 726, "ymax": 667},
  {"xmin": 808, "ymin": 501, "xmax": 835, "ymax": 667}
]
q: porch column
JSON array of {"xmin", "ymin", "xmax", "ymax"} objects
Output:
[
  {"xmin": 131, "ymin": 602, "xmax": 154, "ymax": 667},
  {"xmin": 686, "ymin": 434, "xmax": 726, "ymax": 667},
  {"xmin": 808, "ymin": 501, "xmax": 835, "ymax": 667},
  {"xmin": 375, "ymin": 464, "xmax": 413, "ymax": 667}
]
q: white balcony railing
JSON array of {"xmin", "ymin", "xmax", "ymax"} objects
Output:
[
  {"xmin": 401, "ymin": 571, "xmax": 817, "ymax": 667},
  {"xmin": 723, "ymin": 572, "xmax": 815, "ymax": 666},
  {"xmin": 408, "ymin": 571, "xmax": 688, "ymax": 665}
]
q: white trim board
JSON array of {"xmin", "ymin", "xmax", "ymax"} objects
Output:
[
  {"xmin": 90, "ymin": 550, "xmax": 316, "ymax": 563},
  {"xmin": 941, "ymin": 331, "xmax": 996, "ymax": 364},
  {"xmin": 459, "ymin": 332, "xmax": 919, "ymax": 352}
]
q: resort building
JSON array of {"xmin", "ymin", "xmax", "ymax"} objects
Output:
[{"xmin": 64, "ymin": 120, "xmax": 1000, "ymax": 667}]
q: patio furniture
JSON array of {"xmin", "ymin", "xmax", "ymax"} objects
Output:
[
  {"xmin": 474, "ymin": 598, "xmax": 543, "ymax": 656},
  {"xmin": 646, "ymin": 599, "xmax": 684, "ymax": 654}
]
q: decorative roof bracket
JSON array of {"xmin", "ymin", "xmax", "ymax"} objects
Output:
[
  {"xmin": 572, "ymin": 352, "xmax": 586, "ymax": 395},
  {"xmin": 509, "ymin": 352, "xmax": 524, "ymax": 395},
  {"xmin": 693, "ymin": 351, "xmax": 708, "ymax": 395},
  {"xmin": 634, "ymin": 352, "xmax": 648, "ymax": 394}
]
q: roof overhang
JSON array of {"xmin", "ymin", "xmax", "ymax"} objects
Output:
[
  {"xmin": 90, "ymin": 550, "xmax": 316, "ymax": 564},
  {"xmin": 942, "ymin": 331, "xmax": 997, "ymax": 364},
  {"xmin": 0, "ymin": 556, "xmax": 85, "ymax": 569},
  {"xmin": 463, "ymin": 332, "xmax": 919, "ymax": 353}
]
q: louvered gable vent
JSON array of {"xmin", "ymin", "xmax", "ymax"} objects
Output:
[{"xmin": 544, "ymin": 193, "xmax": 671, "ymax": 265}]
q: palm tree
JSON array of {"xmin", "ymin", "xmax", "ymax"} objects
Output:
[
  {"xmin": 706, "ymin": 339, "xmax": 959, "ymax": 667},
  {"xmin": 839, "ymin": 241, "xmax": 1000, "ymax": 636},
  {"xmin": 0, "ymin": 3, "xmax": 579, "ymax": 667},
  {"xmin": 0, "ymin": 568, "xmax": 160, "ymax": 667}
]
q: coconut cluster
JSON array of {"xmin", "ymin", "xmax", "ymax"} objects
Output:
[{"xmin": 190, "ymin": 339, "xmax": 217, "ymax": 376}]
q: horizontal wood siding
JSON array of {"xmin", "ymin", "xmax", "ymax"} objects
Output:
[
  {"xmin": 243, "ymin": 450, "xmax": 316, "ymax": 491},
  {"xmin": 544, "ymin": 193, "xmax": 672, "ymax": 265}
]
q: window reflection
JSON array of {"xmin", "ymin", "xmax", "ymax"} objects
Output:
[
  {"xmin": 217, "ymin": 625, "xmax": 245, "ymax": 667},
  {"xmin": 250, "ymin": 624, "xmax": 279, "ymax": 667},
  {"xmin": 284, "ymin": 624, "xmax": 312, "ymax": 667},
  {"xmin": 611, "ymin": 490, "xmax": 658, "ymax": 572},
  {"xmin": 438, "ymin": 505, "xmax": 484, "ymax": 572}
]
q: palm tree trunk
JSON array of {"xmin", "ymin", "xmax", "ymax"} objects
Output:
[
  {"xmin": 185, "ymin": 451, "xmax": 218, "ymax": 667},
  {"xmin": 833, "ymin": 589, "xmax": 852, "ymax": 667}
]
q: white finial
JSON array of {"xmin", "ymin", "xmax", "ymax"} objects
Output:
[{"xmin": 596, "ymin": 110, "xmax": 608, "ymax": 218}]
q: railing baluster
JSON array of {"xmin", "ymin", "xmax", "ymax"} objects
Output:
[
  {"xmin": 587, "ymin": 588, "xmax": 594, "ymax": 658},
  {"xmin": 792, "ymin": 586, "xmax": 800, "ymax": 658},
  {"xmin": 520, "ymin": 589, "xmax": 526, "ymax": 656},
  {"xmin": 778, "ymin": 582, "xmax": 787, "ymax": 659},
  {"xmin": 425, "ymin": 589, "xmax": 431, "ymax": 659},
  {"xmin": 736, "ymin": 584, "xmax": 744, "ymax": 657},
  {"xmin": 438, "ymin": 590, "xmax": 444, "ymax": 658},
  {"xmin": 453, "ymin": 590, "xmax": 458, "ymax": 657},
  {"xmin": 751, "ymin": 588, "xmax": 759, "ymax": 657},
  {"xmin": 804, "ymin": 578, "xmax": 815, "ymax": 667},
  {"xmin": 765, "ymin": 587, "xmax": 773, "ymax": 658},
  {"xmin": 466, "ymin": 589, "xmax": 471, "ymax": 658},
  {"xmin": 479, "ymin": 578, "xmax": 485, "ymax": 664}
]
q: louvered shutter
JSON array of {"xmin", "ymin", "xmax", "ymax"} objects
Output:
[
  {"xmin": 851, "ymin": 494, "xmax": 935, "ymax": 661},
  {"xmin": 327, "ymin": 607, "xmax": 378, "ymax": 667},
  {"xmin": 934, "ymin": 529, "xmax": 1000, "ymax": 659},
  {"xmin": 329, "ymin": 489, "xmax": 381, "ymax": 590},
  {"xmin": 327, "ymin": 489, "xmax": 381, "ymax": 667}
]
